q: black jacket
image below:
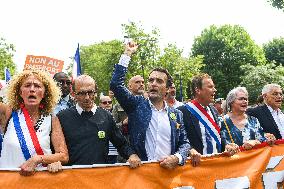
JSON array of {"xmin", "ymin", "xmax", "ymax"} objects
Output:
[
  {"xmin": 178, "ymin": 104, "xmax": 220, "ymax": 154},
  {"xmin": 247, "ymin": 104, "xmax": 282, "ymax": 139}
]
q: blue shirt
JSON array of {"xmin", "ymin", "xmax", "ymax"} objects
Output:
[
  {"xmin": 220, "ymin": 114, "xmax": 266, "ymax": 147},
  {"xmin": 54, "ymin": 95, "xmax": 74, "ymax": 115}
]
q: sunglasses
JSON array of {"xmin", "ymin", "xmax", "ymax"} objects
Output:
[
  {"xmin": 75, "ymin": 90, "xmax": 96, "ymax": 97},
  {"xmin": 101, "ymin": 101, "xmax": 112, "ymax": 105},
  {"xmin": 58, "ymin": 80, "xmax": 72, "ymax": 86}
]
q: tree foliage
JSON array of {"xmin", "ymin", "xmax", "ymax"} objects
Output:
[
  {"xmin": 123, "ymin": 22, "xmax": 204, "ymax": 100},
  {"xmin": 267, "ymin": 0, "xmax": 284, "ymax": 11},
  {"xmin": 157, "ymin": 43, "xmax": 204, "ymax": 100},
  {"xmin": 78, "ymin": 22, "xmax": 204, "ymax": 99},
  {"xmin": 263, "ymin": 37, "xmax": 284, "ymax": 66},
  {"xmin": 79, "ymin": 40, "xmax": 123, "ymax": 95},
  {"xmin": 122, "ymin": 21, "xmax": 161, "ymax": 80},
  {"xmin": 191, "ymin": 24, "xmax": 266, "ymax": 98},
  {"xmin": 240, "ymin": 63, "xmax": 284, "ymax": 103},
  {"xmin": 0, "ymin": 37, "xmax": 16, "ymax": 80}
]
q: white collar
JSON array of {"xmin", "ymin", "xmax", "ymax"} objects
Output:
[
  {"xmin": 149, "ymin": 100, "xmax": 168, "ymax": 112},
  {"xmin": 76, "ymin": 104, "xmax": 97, "ymax": 115},
  {"xmin": 266, "ymin": 104, "xmax": 280, "ymax": 114}
]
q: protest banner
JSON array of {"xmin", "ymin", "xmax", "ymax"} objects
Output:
[
  {"xmin": 24, "ymin": 55, "xmax": 64, "ymax": 75},
  {"xmin": 0, "ymin": 144, "xmax": 284, "ymax": 189}
]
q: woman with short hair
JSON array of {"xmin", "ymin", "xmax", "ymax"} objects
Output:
[{"xmin": 220, "ymin": 87, "xmax": 275, "ymax": 154}]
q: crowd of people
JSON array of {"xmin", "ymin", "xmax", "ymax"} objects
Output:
[{"xmin": 0, "ymin": 41, "xmax": 283, "ymax": 176}]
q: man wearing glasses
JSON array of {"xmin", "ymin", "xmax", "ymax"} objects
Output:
[
  {"xmin": 53, "ymin": 72, "xmax": 75, "ymax": 115},
  {"xmin": 247, "ymin": 84, "xmax": 284, "ymax": 139},
  {"xmin": 57, "ymin": 75, "xmax": 141, "ymax": 167},
  {"xmin": 99, "ymin": 95, "xmax": 113, "ymax": 112},
  {"xmin": 99, "ymin": 95, "xmax": 119, "ymax": 163}
]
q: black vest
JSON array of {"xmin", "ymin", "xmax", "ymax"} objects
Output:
[{"xmin": 58, "ymin": 107, "xmax": 112, "ymax": 165}]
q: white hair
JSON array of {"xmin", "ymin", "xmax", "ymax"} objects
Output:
[
  {"xmin": 262, "ymin": 84, "xmax": 281, "ymax": 95},
  {"xmin": 224, "ymin": 87, "xmax": 248, "ymax": 113}
]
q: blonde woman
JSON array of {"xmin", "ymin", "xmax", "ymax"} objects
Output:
[{"xmin": 0, "ymin": 70, "xmax": 68, "ymax": 176}]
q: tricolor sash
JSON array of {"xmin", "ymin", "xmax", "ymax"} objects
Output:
[
  {"xmin": 12, "ymin": 108, "xmax": 44, "ymax": 160},
  {"xmin": 185, "ymin": 100, "xmax": 221, "ymax": 152}
]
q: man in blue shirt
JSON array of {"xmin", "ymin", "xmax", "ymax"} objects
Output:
[{"xmin": 53, "ymin": 72, "xmax": 75, "ymax": 115}]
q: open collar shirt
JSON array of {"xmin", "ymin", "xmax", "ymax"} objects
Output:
[
  {"xmin": 266, "ymin": 104, "xmax": 284, "ymax": 138},
  {"xmin": 145, "ymin": 101, "xmax": 171, "ymax": 161}
]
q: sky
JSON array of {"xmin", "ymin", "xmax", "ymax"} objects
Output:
[{"xmin": 1, "ymin": 0, "xmax": 284, "ymax": 72}]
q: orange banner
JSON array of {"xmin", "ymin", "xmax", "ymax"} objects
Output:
[
  {"xmin": 24, "ymin": 55, "xmax": 64, "ymax": 75},
  {"xmin": 0, "ymin": 145, "xmax": 284, "ymax": 189}
]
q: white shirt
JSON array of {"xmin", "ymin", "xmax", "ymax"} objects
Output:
[
  {"xmin": 0, "ymin": 111, "xmax": 52, "ymax": 168},
  {"xmin": 267, "ymin": 104, "xmax": 284, "ymax": 138},
  {"xmin": 173, "ymin": 100, "xmax": 184, "ymax": 109},
  {"xmin": 145, "ymin": 101, "xmax": 172, "ymax": 161},
  {"xmin": 54, "ymin": 95, "xmax": 72, "ymax": 115},
  {"xmin": 118, "ymin": 54, "xmax": 182, "ymax": 162},
  {"xmin": 76, "ymin": 104, "xmax": 97, "ymax": 115}
]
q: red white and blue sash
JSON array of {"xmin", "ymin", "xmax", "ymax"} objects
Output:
[
  {"xmin": 12, "ymin": 107, "xmax": 44, "ymax": 160},
  {"xmin": 185, "ymin": 100, "xmax": 221, "ymax": 151}
]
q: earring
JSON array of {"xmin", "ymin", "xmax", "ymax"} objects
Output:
[
  {"xmin": 39, "ymin": 103, "xmax": 44, "ymax": 109},
  {"xmin": 20, "ymin": 103, "xmax": 25, "ymax": 109}
]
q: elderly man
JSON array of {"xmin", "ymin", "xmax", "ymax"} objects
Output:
[
  {"xmin": 53, "ymin": 72, "xmax": 75, "ymax": 115},
  {"xmin": 110, "ymin": 42, "xmax": 190, "ymax": 169},
  {"xmin": 166, "ymin": 82, "xmax": 183, "ymax": 108},
  {"xmin": 247, "ymin": 84, "xmax": 284, "ymax": 139},
  {"xmin": 57, "ymin": 75, "xmax": 140, "ymax": 167}
]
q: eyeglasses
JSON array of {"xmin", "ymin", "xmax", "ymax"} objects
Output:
[
  {"xmin": 271, "ymin": 92, "xmax": 283, "ymax": 97},
  {"xmin": 58, "ymin": 80, "xmax": 72, "ymax": 86},
  {"xmin": 75, "ymin": 90, "xmax": 96, "ymax": 97},
  {"xmin": 101, "ymin": 101, "xmax": 112, "ymax": 105},
  {"xmin": 237, "ymin": 97, "xmax": 248, "ymax": 101}
]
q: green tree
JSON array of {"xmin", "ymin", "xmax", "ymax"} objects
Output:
[
  {"xmin": 122, "ymin": 21, "xmax": 160, "ymax": 80},
  {"xmin": 78, "ymin": 21, "xmax": 161, "ymax": 95},
  {"xmin": 267, "ymin": 0, "xmax": 284, "ymax": 11},
  {"xmin": 157, "ymin": 43, "xmax": 183, "ymax": 73},
  {"xmin": 157, "ymin": 43, "xmax": 204, "ymax": 100},
  {"xmin": 78, "ymin": 21, "xmax": 204, "ymax": 100},
  {"xmin": 80, "ymin": 40, "xmax": 123, "ymax": 95},
  {"xmin": 191, "ymin": 24, "xmax": 266, "ymax": 98},
  {"xmin": 240, "ymin": 63, "xmax": 284, "ymax": 103},
  {"xmin": 263, "ymin": 37, "xmax": 284, "ymax": 66},
  {"xmin": 0, "ymin": 37, "xmax": 16, "ymax": 80}
]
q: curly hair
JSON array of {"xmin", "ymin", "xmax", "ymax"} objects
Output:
[{"xmin": 7, "ymin": 70, "xmax": 61, "ymax": 116}]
